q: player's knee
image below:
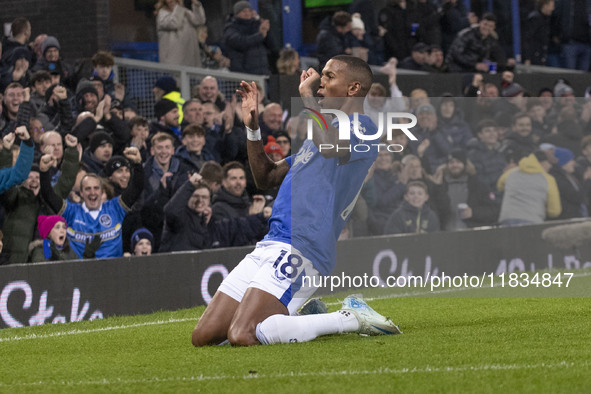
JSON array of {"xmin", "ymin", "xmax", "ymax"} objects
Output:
[
  {"xmin": 192, "ymin": 326, "xmax": 222, "ymax": 347},
  {"xmin": 227, "ymin": 325, "xmax": 258, "ymax": 346}
]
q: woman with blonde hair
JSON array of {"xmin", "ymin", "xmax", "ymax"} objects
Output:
[{"xmin": 155, "ymin": 0, "xmax": 206, "ymax": 67}]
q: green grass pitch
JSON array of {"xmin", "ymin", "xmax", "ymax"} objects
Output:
[{"xmin": 1, "ymin": 271, "xmax": 590, "ymax": 393}]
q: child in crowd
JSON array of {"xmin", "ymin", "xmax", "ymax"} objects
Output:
[
  {"xmin": 383, "ymin": 180, "xmax": 440, "ymax": 235},
  {"xmin": 29, "ymin": 215, "xmax": 101, "ymax": 262},
  {"xmin": 128, "ymin": 228, "xmax": 154, "ymax": 257}
]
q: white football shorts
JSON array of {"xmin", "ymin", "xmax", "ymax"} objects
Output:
[{"xmin": 218, "ymin": 240, "xmax": 322, "ymax": 315}]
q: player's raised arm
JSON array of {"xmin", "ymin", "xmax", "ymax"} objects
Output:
[
  {"xmin": 298, "ymin": 67, "xmax": 351, "ymax": 159},
  {"xmin": 237, "ymin": 81, "xmax": 289, "ymax": 190}
]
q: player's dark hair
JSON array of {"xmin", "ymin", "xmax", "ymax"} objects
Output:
[{"xmin": 330, "ymin": 55, "xmax": 373, "ymax": 97}]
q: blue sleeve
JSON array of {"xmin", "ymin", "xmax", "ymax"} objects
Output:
[
  {"xmin": 0, "ymin": 140, "xmax": 34, "ymax": 194},
  {"xmin": 285, "ymin": 155, "xmax": 293, "ymax": 167},
  {"xmin": 348, "ymin": 115, "xmax": 378, "ymax": 163}
]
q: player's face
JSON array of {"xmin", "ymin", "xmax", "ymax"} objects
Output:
[
  {"xmin": 48, "ymin": 221, "xmax": 67, "ymax": 246},
  {"xmin": 22, "ymin": 171, "xmax": 40, "ymax": 196},
  {"xmin": 151, "ymin": 139, "xmax": 174, "ymax": 166},
  {"xmin": 134, "ymin": 239, "xmax": 152, "ymax": 256},
  {"xmin": 317, "ymin": 59, "xmax": 350, "ymax": 106},
  {"xmin": 188, "ymin": 187, "xmax": 211, "ymax": 213},
  {"xmin": 222, "ymin": 169, "xmax": 246, "ymax": 197},
  {"xmin": 81, "ymin": 177, "xmax": 103, "ymax": 210},
  {"xmin": 405, "ymin": 186, "xmax": 429, "ymax": 209},
  {"xmin": 95, "ymin": 143, "xmax": 113, "ymax": 162},
  {"xmin": 110, "ymin": 166, "xmax": 130, "ymax": 189}
]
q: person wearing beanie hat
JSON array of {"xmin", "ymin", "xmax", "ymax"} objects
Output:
[
  {"xmin": 30, "ymin": 215, "xmax": 102, "ymax": 262},
  {"xmin": 102, "ymin": 155, "xmax": 132, "ymax": 196},
  {"xmin": 154, "ymin": 98, "xmax": 178, "ymax": 120},
  {"xmin": 223, "ymin": 0, "xmax": 272, "ymax": 75},
  {"xmin": 130, "ymin": 228, "xmax": 154, "ymax": 256},
  {"xmin": 155, "ymin": 0, "xmax": 205, "ymax": 68},
  {"xmin": 75, "ymin": 79, "xmax": 99, "ymax": 113},
  {"xmin": 501, "ymin": 82, "xmax": 524, "ymax": 98},
  {"xmin": 553, "ymin": 147, "xmax": 575, "ymax": 168},
  {"xmin": 399, "ymin": 42, "xmax": 431, "ymax": 71},
  {"xmin": 233, "ymin": 0, "xmax": 252, "ymax": 15},
  {"xmin": 31, "ymin": 35, "xmax": 74, "ymax": 90},
  {"xmin": 553, "ymin": 80, "xmax": 574, "ymax": 98},
  {"xmin": 82, "ymin": 131, "xmax": 114, "ymax": 174},
  {"xmin": 152, "ymin": 99, "xmax": 182, "ymax": 143},
  {"xmin": 264, "ymin": 136, "xmax": 284, "ymax": 161},
  {"xmin": 153, "ymin": 76, "xmax": 178, "ymax": 99},
  {"xmin": 274, "ymin": 131, "xmax": 291, "ymax": 157},
  {"xmin": 152, "ymin": 76, "xmax": 185, "ymax": 124}
]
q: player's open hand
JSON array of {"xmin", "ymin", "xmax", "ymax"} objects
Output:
[
  {"xmin": 64, "ymin": 133, "xmax": 78, "ymax": 148},
  {"xmin": 236, "ymin": 81, "xmax": 259, "ymax": 131},
  {"xmin": 14, "ymin": 126, "xmax": 30, "ymax": 141},
  {"xmin": 123, "ymin": 147, "xmax": 141, "ymax": 164}
]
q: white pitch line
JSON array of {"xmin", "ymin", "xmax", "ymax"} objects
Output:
[
  {"xmin": 0, "ymin": 361, "xmax": 586, "ymax": 387},
  {"xmin": 0, "ymin": 317, "xmax": 195, "ymax": 343},
  {"xmin": 1, "ymin": 271, "xmax": 589, "ymax": 343}
]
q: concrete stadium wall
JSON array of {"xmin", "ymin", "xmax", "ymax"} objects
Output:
[{"xmin": 1, "ymin": 220, "xmax": 590, "ymax": 329}]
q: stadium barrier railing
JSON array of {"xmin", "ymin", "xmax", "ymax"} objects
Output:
[{"xmin": 113, "ymin": 57, "xmax": 267, "ymax": 120}]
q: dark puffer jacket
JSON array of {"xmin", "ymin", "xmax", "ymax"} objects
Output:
[
  {"xmin": 445, "ymin": 26, "xmax": 506, "ymax": 72},
  {"xmin": 212, "ymin": 186, "xmax": 251, "ymax": 220},
  {"xmin": 223, "ymin": 17, "xmax": 271, "ymax": 75}
]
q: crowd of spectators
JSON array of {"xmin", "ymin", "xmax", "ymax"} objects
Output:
[{"xmin": 1, "ymin": 1, "xmax": 591, "ymax": 264}]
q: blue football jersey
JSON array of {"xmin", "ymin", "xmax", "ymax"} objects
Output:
[
  {"xmin": 265, "ymin": 114, "xmax": 378, "ymax": 275},
  {"xmin": 60, "ymin": 197, "xmax": 129, "ymax": 258}
]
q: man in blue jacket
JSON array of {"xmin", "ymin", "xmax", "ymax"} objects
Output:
[{"xmin": 0, "ymin": 126, "xmax": 34, "ymax": 194}]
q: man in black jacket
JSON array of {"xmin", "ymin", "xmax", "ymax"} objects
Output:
[
  {"xmin": 446, "ymin": 13, "xmax": 507, "ymax": 72},
  {"xmin": 315, "ymin": 11, "xmax": 353, "ymax": 69},
  {"xmin": 223, "ymin": 1, "xmax": 272, "ymax": 75},
  {"xmin": 160, "ymin": 173, "xmax": 268, "ymax": 252},
  {"xmin": 212, "ymin": 161, "xmax": 252, "ymax": 219}
]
